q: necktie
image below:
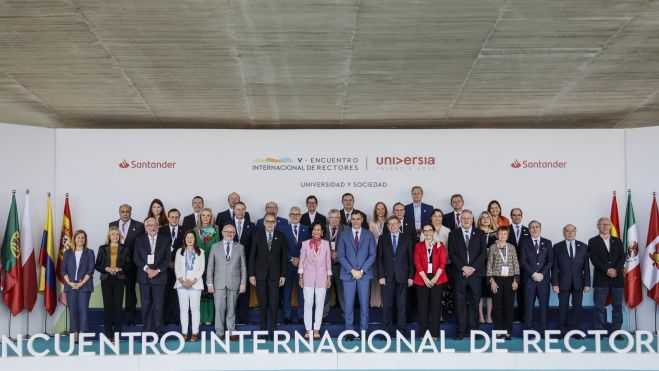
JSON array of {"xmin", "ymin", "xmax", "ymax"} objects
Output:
[
  {"xmin": 226, "ymin": 242, "xmax": 231, "ymax": 261},
  {"xmin": 354, "ymin": 231, "xmax": 360, "ymax": 247},
  {"xmin": 464, "ymin": 231, "xmax": 470, "ymax": 263},
  {"xmin": 237, "ymin": 220, "xmax": 243, "ymax": 240},
  {"xmin": 346, "ymin": 212, "xmax": 351, "ymax": 224},
  {"xmin": 400, "ymin": 222, "xmax": 404, "ymax": 233},
  {"xmin": 149, "ymin": 236, "xmax": 156, "ymax": 254},
  {"xmin": 171, "ymin": 227, "xmax": 176, "ymax": 241},
  {"xmin": 456, "ymin": 212, "xmax": 461, "ymax": 228},
  {"xmin": 120, "ymin": 221, "xmax": 127, "ymax": 244},
  {"xmin": 392, "ymin": 234, "xmax": 397, "ymax": 254},
  {"xmin": 534, "ymin": 239, "xmax": 539, "ymax": 254},
  {"xmin": 293, "ymin": 225, "xmax": 298, "ymax": 243},
  {"xmin": 267, "ymin": 233, "xmax": 273, "ymax": 250},
  {"xmin": 569, "ymin": 241, "xmax": 574, "ymax": 259},
  {"xmin": 332, "ymin": 227, "xmax": 337, "ymax": 241},
  {"xmin": 515, "ymin": 225, "xmax": 520, "ymax": 242}
]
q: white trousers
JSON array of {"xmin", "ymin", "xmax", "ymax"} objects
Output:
[
  {"xmin": 303, "ymin": 286, "xmax": 326, "ymax": 331},
  {"xmin": 177, "ymin": 289, "xmax": 201, "ymax": 334}
]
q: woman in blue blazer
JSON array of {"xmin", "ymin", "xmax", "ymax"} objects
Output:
[{"xmin": 62, "ymin": 230, "xmax": 95, "ymax": 342}]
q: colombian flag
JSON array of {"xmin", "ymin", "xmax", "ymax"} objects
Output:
[{"xmin": 38, "ymin": 195, "xmax": 57, "ymax": 315}]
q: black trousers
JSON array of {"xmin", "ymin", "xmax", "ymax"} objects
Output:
[
  {"xmin": 163, "ymin": 266, "xmax": 180, "ymax": 325},
  {"xmin": 558, "ymin": 286, "xmax": 583, "ymax": 332},
  {"xmin": 101, "ymin": 276, "xmax": 125, "ymax": 336},
  {"xmin": 453, "ymin": 275, "xmax": 481, "ymax": 333},
  {"xmin": 416, "ymin": 283, "xmax": 442, "ymax": 337},
  {"xmin": 382, "ymin": 281, "xmax": 407, "ymax": 332},
  {"xmin": 256, "ymin": 279, "xmax": 280, "ymax": 335},
  {"xmin": 139, "ymin": 283, "xmax": 165, "ymax": 333},
  {"xmin": 236, "ymin": 285, "xmax": 251, "ymax": 322},
  {"xmin": 124, "ymin": 266, "xmax": 138, "ymax": 322},
  {"xmin": 491, "ymin": 276, "xmax": 514, "ymax": 335}
]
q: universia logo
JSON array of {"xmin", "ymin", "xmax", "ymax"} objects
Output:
[{"xmin": 376, "ymin": 156, "xmax": 436, "ymax": 165}]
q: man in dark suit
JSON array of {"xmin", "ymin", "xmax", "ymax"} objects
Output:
[
  {"xmin": 109, "ymin": 203, "xmax": 144, "ymax": 325},
  {"xmin": 256, "ymin": 201, "xmax": 288, "ymax": 232},
  {"xmin": 551, "ymin": 224, "xmax": 590, "ymax": 335},
  {"xmin": 134, "ymin": 217, "xmax": 171, "ymax": 335},
  {"xmin": 519, "ymin": 220, "xmax": 553, "ymax": 332},
  {"xmin": 391, "ymin": 202, "xmax": 417, "ymax": 241},
  {"xmin": 282, "ymin": 206, "xmax": 309, "ymax": 324},
  {"xmin": 300, "ymin": 195, "xmax": 327, "ymax": 227},
  {"xmin": 377, "ymin": 216, "xmax": 414, "ymax": 335},
  {"xmin": 217, "ymin": 192, "xmax": 252, "ymax": 228},
  {"xmin": 226, "ymin": 201, "xmax": 256, "ymax": 324},
  {"xmin": 404, "ymin": 185, "xmax": 433, "ymax": 235},
  {"xmin": 339, "ymin": 192, "xmax": 369, "ymax": 230},
  {"xmin": 337, "ymin": 212, "xmax": 376, "ymax": 340},
  {"xmin": 181, "ymin": 195, "xmax": 204, "ymax": 232},
  {"xmin": 589, "ymin": 217, "xmax": 625, "ymax": 334},
  {"xmin": 324, "ymin": 209, "xmax": 348, "ymax": 319},
  {"xmin": 158, "ymin": 208, "xmax": 184, "ymax": 325},
  {"xmin": 507, "ymin": 207, "xmax": 530, "ymax": 322},
  {"xmin": 447, "ymin": 210, "xmax": 487, "ymax": 340},
  {"xmin": 442, "ymin": 194, "xmax": 464, "ymax": 231},
  {"xmin": 249, "ymin": 213, "xmax": 288, "ymax": 339}
]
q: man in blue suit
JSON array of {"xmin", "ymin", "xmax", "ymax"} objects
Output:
[
  {"xmin": 519, "ymin": 220, "xmax": 553, "ymax": 332},
  {"xmin": 282, "ymin": 206, "xmax": 309, "ymax": 324},
  {"xmin": 256, "ymin": 201, "xmax": 288, "ymax": 232},
  {"xmin": 134, "ymin": 217, "xmax": 171, "ymax": 336},
  {"xmin": 338, "ymin": 212, "xmax": 376, "ymax": 340},
  {"xmin": 404, "ymin": 185, "xmax": 433, "ymax": 236},
  {"xmin": 551, "ymin": 224, "xmax": 590, "ymax": 335}
]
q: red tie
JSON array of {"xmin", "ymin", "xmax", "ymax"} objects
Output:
[
  {"xmin": 456, "ymin": 213, "xmax": 461, "ymax": 228},
  {"xmin": 354, "ymin": 231, "xmax": 360, "ymax": 247}
]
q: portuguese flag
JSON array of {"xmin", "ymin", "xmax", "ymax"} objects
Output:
[{"xmin": 2, "ymin": 193, "xmax": 24, "ymax": 316}]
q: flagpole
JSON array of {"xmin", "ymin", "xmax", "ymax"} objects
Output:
[{"xmin": 44, "ymin": 192, "xmax": 51, "ymax": 336}]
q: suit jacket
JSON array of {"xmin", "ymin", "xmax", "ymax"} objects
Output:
[
  {"xmin": 447, "ymin": 228, "xmax": 487, "ymax": 278},
  {"xmin": 588, "ymin": 235, "xmax": 625, "ymax": 288},
  {"xmin": 299, "ymin": 239, "xmax": 332, "ymax": 288},
  {"xmin": 226, "ymin": 219, "xmax": 256, "ymax": 259},
  {"xmin": 181, "ymin": 213, "xmax": 198, "ymax": 232},
  {"xmin": 283, "ymin": 223, "xmax": 310, "ymax": 261},
  {"xmin": 413, "ymin": 241, "xmax": 448, "ymax": 286},
  {"xmin": 519, "ymin": 236, "xmax": 553, "ymax": 283},
  {"xmin": 551, "ymin": 240, "xmax": 590, "ymax": 290},
  {"xmin": 109, "ymin": 218, "xmax": 144, "ymax": 259},
  {"xmin": 255, "ymin": 216, "xmax": 288, "ymax": 232},
  {"xmin": 382, "ymin": 218, "xmax": 417, "ymax": 241},
  {"xmin": 404, "ymin": 202, "xmax": 433, "ymax": 230},
  {"xmin": 62, "ymin": 249, "xmax": 96, "ymax": 292},
  {"xmin": 159, "ymin": 224, "xmax": 184, "ymax": 261},
  {"xmin": 442, "ymin": 211, "xmax": 461, "ymax": 230},
  {"xmin": 339, "ymin": 209, "xmax": 369, "ymax": 230},
  {"xmin": 248, "ymin": 229, "xmax": 288, "ymax": 281},
  {"xmin": 173, "ymin": 249, "xmax": 206, "ymax": 290},
  {"xmin": 507, "ymin": 224, "xmax": 530, "ymax": 247},
  {"xmin": 133, "ymin": 233, "xmax": 171, "ymax": 285},
  {"xmin": 324, "ymin": 223, "xmax": 347, "ymax": 252},
  {"xmin": 377, "ymin": 232, "xmax": 414, "ymax": 284},
  {"xmin": 216, "ymin": 209, "xmax": 252, "ymax": 228},
  {"xmin": 95, "ymin": 244, "xmax": 132, "ymax": 280},
  {"xmin": 300, "ymin": 212, "xmax": 327, "ymax": 228},
  {"xmin": 207, "ymin": 241, "xmax": 247, "ymax": 290},
  {"xmin": 337, "ymin": 227, "xmax": 376, "ymax": 281}
]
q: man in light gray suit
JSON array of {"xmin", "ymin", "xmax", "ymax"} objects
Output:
[{"xmin": 207, "ymin": 224, "xmax": 247, "ymax": 340}]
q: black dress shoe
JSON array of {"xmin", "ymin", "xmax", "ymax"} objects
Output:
[
  {"xmin": 283, "ymin": 318, "xmax": 292, "ymax": 325},
  {"xmin": 454, "ymin": 332, "xmax": 464, "ymax": 341},
  {"xmin": 345, "ymin": 334, "xmax": 355, "ymax": 341}
]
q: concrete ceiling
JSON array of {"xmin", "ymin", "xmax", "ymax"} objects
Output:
[{"xmin": 0, "ymin": 0, "xmax": 658, "ymax": 129}]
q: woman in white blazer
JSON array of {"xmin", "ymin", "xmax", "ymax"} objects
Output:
[{"xmin": 174, "ymin": 230, "xmax": 206, "ymax": 341}]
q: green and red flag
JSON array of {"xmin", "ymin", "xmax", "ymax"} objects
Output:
[
  {"xmin": 623, "ymin": 191, "xmax": 642, "ymax": 309},
  {"xmin": 1, "ymin": 192, "xmax": 24, "ymax": 316}
]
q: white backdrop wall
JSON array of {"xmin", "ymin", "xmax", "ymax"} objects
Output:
[
  {"xmin": 5, "ymin": 125, "xmax": 659, "ymax": 335},
  {"xmin": 0, "ymin": 123, "xmax": 55, "ymax": 336}
]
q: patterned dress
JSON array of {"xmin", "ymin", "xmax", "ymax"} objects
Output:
[{"xmin": 196, "ymin": 225, "xmax": 220, "ymax": 324}]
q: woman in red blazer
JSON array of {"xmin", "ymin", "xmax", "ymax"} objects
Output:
[{"xmin": 414, "ymin": 223, "xmax": 448, "ymax": 339}]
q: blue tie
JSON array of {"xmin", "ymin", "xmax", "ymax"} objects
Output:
[{"xmin": 392, "ymin": 234, "xmax": 397, "ymax": 254}]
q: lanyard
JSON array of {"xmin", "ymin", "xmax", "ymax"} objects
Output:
[
  {"xmin": 497, "ymin": 244, "xmax": 508, "ymax": 263},
  {"xmin": 425, "ymin": 241, "xmax": 434, "ymax": 265}
]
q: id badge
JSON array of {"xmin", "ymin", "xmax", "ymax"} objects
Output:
[
  {"xmin": 147, "ymin": 254, "xmax": 155, "ymax": 265},
  {"xmin": 427, "ymin": 263, "xmax": 433, "ymax": 274},
  {"xmin": 330, "ymin": 241, "xmax": 336, "ymax": 250},
  {"xmin": 501, "ymin": 266, "xmax": 510, "ymax": 276}
]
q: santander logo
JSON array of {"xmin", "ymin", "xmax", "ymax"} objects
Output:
[
  {"xmin": 118, "ymin": 159, "xmax": 177, "ymax": 169},
  {"xmin": 511, "ymin": 159, "xmax": 522, "ymax": 168},
  {"xmin": 119, "ymin": 159, "xmax": 130, "ymax": 168},
  {"xmin": 511, "ymin": 158, "xmax": 567, "ymax": 169}
]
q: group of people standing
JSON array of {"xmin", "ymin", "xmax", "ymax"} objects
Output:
[{"xmin": 59, "ymin": 187, "xmax": 625, "ymax": 342}]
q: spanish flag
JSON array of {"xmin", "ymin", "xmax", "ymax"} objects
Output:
[
  {"xmin": 38, "ymin": 195, "xmax": 57, "ymax": 315},
  {"xmin": 611, "ymin": 191, "xmax": 620, "ymax": 239},
  {"xmin": 55, "ymin": 194, "xmax": 72, "ymax": 305}
]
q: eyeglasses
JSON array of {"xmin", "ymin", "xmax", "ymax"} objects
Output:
[
  {"xmin": 422, "ymin": 229, "xmax": 434, "ymax": 233},
  {"xmin": 289, "ymin": 213, "xmax": 301, "ymax": 217},
  {"xmin": 265, "ymin": 220, "xmax": 277, "ymax": 223},
  {"xmin": 223, "ymin": 230, "xmax": 236, "ymax": 234}
]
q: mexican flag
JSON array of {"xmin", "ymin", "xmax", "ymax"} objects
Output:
[
  {"xmin": 623, "ymin": 192, "xmax": 642, "ymax": 309},
  {"xmin": 1, "ymin": 193, "xmax": 24, "ymax": 316}
]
